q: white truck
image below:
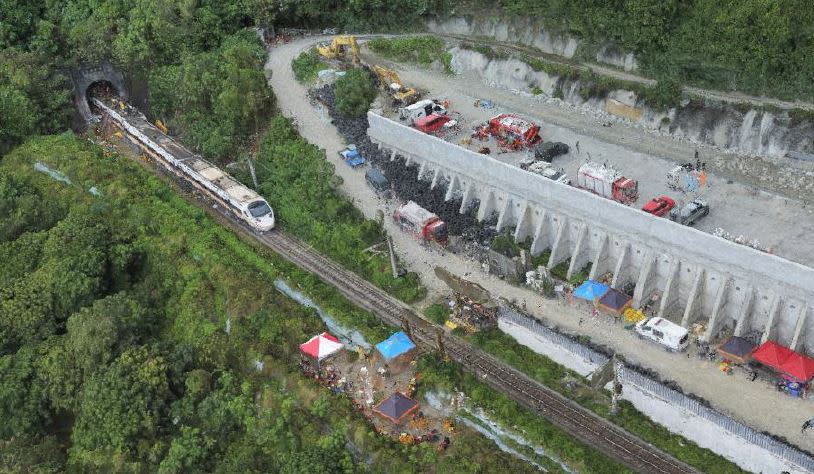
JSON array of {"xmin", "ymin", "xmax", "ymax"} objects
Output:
[
  {"xmin": 575, "ymin": 161, "xmax": 638, "ymax": 205},
  {"xmin": 398, "ymin": 99, "xmax": 447, "ymax": 124},
  {"xmin": 634, "ymin": 317, "xmax": 690, "ymax": 352},
  {"xmin": 393, "ymin": 201, "xmax": 448, "ymax": 244}
]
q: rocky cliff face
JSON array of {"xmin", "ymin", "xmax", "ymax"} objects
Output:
[
  {"xmin": 449, "ymin": 47, "xmax": 814, "ymax": 161},
  {"xmin": 427, "ymin": 16, "xmax": 579, "ymax": 58}
]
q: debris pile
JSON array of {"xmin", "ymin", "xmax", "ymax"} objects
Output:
[
  {"xmin": 712, "ymin": 227, "xmax": 772, "ymax": 253},
  {"xmin": 311, "ymin": 84, "xmax": 497, "ymax": 240}
]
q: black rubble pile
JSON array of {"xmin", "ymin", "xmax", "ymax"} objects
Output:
[{"xmin": 311, "ymin": 84, "xmax": 497, "ymax": 243}]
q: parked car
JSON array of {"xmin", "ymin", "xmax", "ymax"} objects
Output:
[
  {"xmin": 339, "ymin": 145, "xmax": 365, "ymax": 168},
  {"xmin": 642, "ymin": 195, "xmax": 675, "ymax": 217},
  {"xmin": 533, "ymin": 141, "xmax": 569, "ymax": 163},
  {"xmin": 527, "ymin": 161, "xmax": 570, "ymax": 185},
  {"xmin": 635, "ymin": 317, "xmax": 690, "ymax": 352},
  {"xmin": 669, "ymin": 199, "xmax": 709, "ymax": 225},
  {"xmin": 414, "ymin": 113, "xmax": 457, "ymax": 135},
  {"xmin": 365, "ymin": 167, "xmax": 391, "ymax": 197}
]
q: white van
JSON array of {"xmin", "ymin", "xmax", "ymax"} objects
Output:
[
  {"xmin": 634, "ymin": 317, "xmax": 689, "ymax": 352},
  {"xmin": 398, "ymin": 99, "xmax": 447, "ymax": 124}
]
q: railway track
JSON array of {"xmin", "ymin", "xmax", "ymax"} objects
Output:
[{"xmin": 96, "ymin": 100, "xmax": 698, "ymax": 474}]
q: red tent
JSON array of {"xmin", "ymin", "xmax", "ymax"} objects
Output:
[
  {"xmin": 299, "ymin": 332, "xmax": 343, "ymax": 361},
  {"xmin": 780, "ymin": 353, "xmax": 814, "ymax": 382},
  {"xmin": 752, "ymin": 341, "xmax": 795, "ymax": 371}
]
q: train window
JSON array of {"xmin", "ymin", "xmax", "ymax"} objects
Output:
[{"xmin": 248, "ymin": 201, "xmax": 271, "ymax": 217}]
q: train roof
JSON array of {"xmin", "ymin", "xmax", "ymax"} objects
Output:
[{"xmin": 95, "ymin": 98, "xmax": 264, "ymax": 207}]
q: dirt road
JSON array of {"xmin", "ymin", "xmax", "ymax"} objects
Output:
[
  {"xmin": 440, "ymin": 33, "xmax": 814, "ymax": 112},
  {"xmin": 265, "ymin": 36, "xmax": 814, "ymax": 452}
]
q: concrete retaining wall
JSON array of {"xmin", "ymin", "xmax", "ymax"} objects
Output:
[
  {"xmin": 368, "ymin": 111, "xmax": 814, "ymax": 352},
  {"xmin": 499, "ymin": 306, "xmax": 814, "ymax": 473}
]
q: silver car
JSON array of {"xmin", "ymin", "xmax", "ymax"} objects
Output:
[{"xmin": 669, "ymin": 199, "xmax": 709, "ymax": 226}]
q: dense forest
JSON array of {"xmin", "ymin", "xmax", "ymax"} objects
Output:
[
  {"xmin": 0, "ymin": 0, "xmax": 799, "ymax": 471},
  {"xmin": 0, "ymin": 135, "xmax": 558, "ymax": 472},
  {"xmin": 3, "ymin": 0, "xmax": 811, "ymax": 157},
  {"xmin": 485, "ymin": 0, "xmax": 814, "ymax": 101}
]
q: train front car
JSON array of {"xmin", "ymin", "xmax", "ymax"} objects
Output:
[{"xmin": 247, "ymin": 199, "xmax": 275, "ymax": 231}]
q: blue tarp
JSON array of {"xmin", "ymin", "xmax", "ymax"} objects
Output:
[
  {"xmin": 573, "ymin": 280, "xmax": 609, "ymax": 301},
  {"xmin": 375, "ymin": 331, "xmax": 416, "ymax": 360}
]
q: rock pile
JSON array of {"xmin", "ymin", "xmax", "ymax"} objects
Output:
[{"xmin": 312, "ymin": 84, "xmax": 498, "ymax": 243}]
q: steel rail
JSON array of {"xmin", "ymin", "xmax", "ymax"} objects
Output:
[{"xmin": 96, "ymin": 101, "xmax": 699, "ymax": 474}]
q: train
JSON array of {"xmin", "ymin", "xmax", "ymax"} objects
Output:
[{"xmin": 92, "ymin": 97, "xmax": 275, "ymax": 232}]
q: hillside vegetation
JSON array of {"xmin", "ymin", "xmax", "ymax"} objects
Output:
[{"xmin": 0, "ymin": 134, "xmax": 541, "ymax": 472}]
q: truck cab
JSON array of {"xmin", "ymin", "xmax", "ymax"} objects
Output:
[
  {"xmin": 635, "ymin": 317, "xmax": 689, "ymax": 352},
  {"xmin": 393, "ymin": 201, "xmax": 447, "ymax": 244},
  {"xmin": 612, "ymin": 177, "xmax": 639, "ymax": 205},
  {"xmin": 399, "ymin": 99, "xmax": 447, "ymax": 124}
]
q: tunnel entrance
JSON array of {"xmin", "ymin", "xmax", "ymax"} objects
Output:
[
  {"xmin": 72, "ymin": 63, "xmax": 129, "ymax": 124},
  {"xmin": 86, "ymin": 80, "xmax": 119, "ymax": 112}
]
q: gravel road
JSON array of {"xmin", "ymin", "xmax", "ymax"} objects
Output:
[{"xmin": 265, "ymin": 36, "xmax": 814, "ymax": 452}]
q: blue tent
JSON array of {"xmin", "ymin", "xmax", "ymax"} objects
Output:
[
  {"xmin": 573, "ymin": 280, "xmax": 609, "ymax": 301},
  {"xmin": 376, "ymin": 331, "xmax": 416, "ymax": 360}
]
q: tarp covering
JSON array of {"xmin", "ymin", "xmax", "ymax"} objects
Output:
[
  {"xmin": 373, "ymin": 392, "xmax": 419, "ymax": 424},
  {"xmin": 573, "ymin": 280, "xmax": 608, "ymax": 301},
  {"xmin": 598, "ymin": 288, "xmax": 631, "ymax": 313},
  {"xmin": 375, "ymin": 331, "xmax": 416, "ymax": 361},
  {"xmin": 781, "ymin": 353, "xmax": 814, "ymax": 382},
  {"xmin": 752, "ymin": 341, "xmax": 795, "ymax": 371},
  {"xmin": 717, "ymin": 336, "xmax": 756, "ymax": 364},
  {"xmin": 300, "ymin": 332, "xmax": 344, "ymax": 361}
]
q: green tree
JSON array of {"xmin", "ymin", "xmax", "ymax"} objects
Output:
[
  {"xmin": 0, "ymin": 49, "xmax": 71, "ymax": 155},
  {"xmin": 334, "ymin": 69, "xmax": 376, "ymax": 117},
  {"xmin": 70, "ymin": 346, "xmax": 172, "ymax": 458},
  {"xmin": 0, "ymin": 345, "xmax": 50, "ymax": 438},
  {"xmin": 158, "ymin": 427, "xmax": 212, "ymax": 474}
]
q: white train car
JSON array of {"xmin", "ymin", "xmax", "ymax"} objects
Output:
[{"xmin": 93, "ymin": 98, "xmax": 275, "ymax": 231}]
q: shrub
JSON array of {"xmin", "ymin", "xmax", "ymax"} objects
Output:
[
  {"xmin": 368, "ymin": 36, "xmax": 446, "ymax": 67},
  {"xmin": 334, "ymin": 69, "xmax": 376, "ymax": 117},
  {"xmin": 640, "ymin": 78, "xmax": 683, "ymax": 111},
  {"xmin": 291, "ymin": 49, "xmax": 328, "ymax": 83},
  {"xmin": 424, "ymin": 303, "xmax": 450, "ymax": 325}
]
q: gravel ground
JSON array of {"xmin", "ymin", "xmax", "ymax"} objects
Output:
[{"xmin": 266, "ymin": 36, "xmax": 814, "ymax": 451}]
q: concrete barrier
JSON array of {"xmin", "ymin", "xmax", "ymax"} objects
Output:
[
  {"xmin": 368, "ymin": 111, "xmax": 814, "ymax": 351},
  {"xmin": 500, "ymin": 306, "xmax": 814, "ymax": 474}
]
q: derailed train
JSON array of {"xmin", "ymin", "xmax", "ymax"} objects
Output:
[{"xmin": 92, "ymin": 97, "xmax": 275, "ymax": 231}]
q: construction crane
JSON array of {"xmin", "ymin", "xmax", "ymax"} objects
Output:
[
  {"xmin": 317, "ymin": 35, "xmax": 360, "ymax": 65},
  {"xmin": 370, "ymin": 64, "xmax": 420, "ymax": 106}
]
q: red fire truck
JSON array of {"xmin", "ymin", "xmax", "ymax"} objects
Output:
[
  {"xmin": 575, "ymin": 161, "xmax": 639, "ymax": 205},
  {"xmin": 393, "ymin": 201, "xmax": 448, "ymax": 244},
  {"xmin": 486, "ymin": 113, "xmax": 541, "ymax": 149}
]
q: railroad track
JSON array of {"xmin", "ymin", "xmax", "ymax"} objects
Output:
[{"xmin": 96, "ymin": 101, "xmax": 698, "ymax": 474}]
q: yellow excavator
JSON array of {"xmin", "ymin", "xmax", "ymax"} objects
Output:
[
  {"xmin": 317, "ymin": 35, "xmax": 360, "ymax": 65},
  {"xmin": 370, "ymin": 64, "xmax": 421, "ymax": 106},
  {"xmin": 318, "ymin": 35, "xmax": 420, "ymax": 105}
]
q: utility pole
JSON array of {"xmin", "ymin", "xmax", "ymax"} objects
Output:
[
  {"xmin": 386, "ymin": 235, "xmax": 399, "ymax": 279},
  {"xmin": 401, "ymin": 314, "xmax": 413, "ymax": 342},
  {"xmin": 245, "ymin": 155, "xmax": 259, "ymax": 189},
  {"xmin": 436, "ymin": 327, "xmax": 447, "ymax": 362},
  {"xmin": 611, "ymin": 354, "xmax": 622, "ymax": 415}
]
